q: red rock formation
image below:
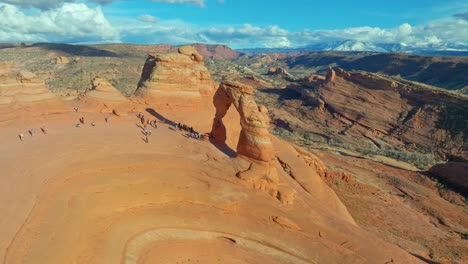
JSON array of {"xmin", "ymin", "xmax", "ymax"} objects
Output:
[
  {"xmin": 267, "ymin": 67, "xmax": 292, "ymax": 79},
  {"xmin": 135, "ymin": 45, "xmax": 216, "ymax": 107},
  {"xmin": 325, "ymin": 66, "xmax": 336, "ymax": 82},
  {"xmin": 211, "ymin": 81, "xmax": 278, "ymax": 196},
  {"xmin": 192, "ymin": 44, "xmax": 239, "ymax": 60},
  {"xmin": 82, "ymin": 76, "xmax": 130, "ymax": 115},
  {"xmin": 0, "ymin": 62, "xmax": 57, "ymax": 105},
  {"xmin": 85, "ymin": 76, "xmax": 127, "ymax": 102}
]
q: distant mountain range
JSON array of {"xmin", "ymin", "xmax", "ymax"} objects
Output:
[{"xmin": 239, "ymin": 40, "xmax": 468, "ymax": 56}]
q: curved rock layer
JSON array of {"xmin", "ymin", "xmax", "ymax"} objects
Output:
[
  {"xmin": 135, "ymin": 46, "xmax": 216, "ymax": 107},
  {"xmin": 85, "ymin": 76, "xmax": 128, "ymax": 102},
  {"xmin": 0, "ymin": 117, "xmax": 422, "ymax": 263},
  {"xmin": 79, "ymin": 76, "xmax": 133, "ymax": 116},
  {"xmin": 0, "ymin": 62, "xmax": 57, "ymax": 105}
]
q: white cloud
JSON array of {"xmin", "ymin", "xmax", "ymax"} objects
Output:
[
  {"xmin": 0, "ymin": 0, "xmax": 206, "ymax": 9},
  {"xmin": 0, "ymin": 0, "xmax": 73, "ymax": 9},
  {"xmin": 0, "ymin": 3, "xmax": 119, "ymax": 43},
  {"xmin": 150, "ymin": 0, "xmax": 205, "ymax": 7},
  {"xmin": 0, "ymin": 0, "xmax": 466, "ymax": 50},
  {"xmin": 118, "ymin": 14, "xmax": 468, "ymax": 49},
  {"xmin": 137, "ymin": 14, "xmax": 159, "ymax": 23}
]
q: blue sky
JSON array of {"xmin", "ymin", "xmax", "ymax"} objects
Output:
[{"xmin": 0, "ymin": 0, "xmax": 467, "ymax": 48}]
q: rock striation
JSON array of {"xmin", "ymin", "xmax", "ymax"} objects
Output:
[
  {"xmin": 0, "ymin": 61, "xmax": 57, "ymax": 105},
  {"xmin": 211, "ymin": 80, "xmax": 278, "ymax": 196},
  {"xmin": 135, "ymin": 45, "xmax": 216, "ymax": 107},
  {"xmin": 292, "ymin": 67, "xmax": 468, "ymax": 161},
  {"xmin": 83, "ymin": 76, "xmax": 129, "ymax": 115},
  {"xmin": 85, "ymin": 76, "xmax": 127, "ymax": 102}
]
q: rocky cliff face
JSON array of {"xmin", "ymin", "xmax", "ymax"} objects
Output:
[{"xmin": 135, "ymin": 46, "xmax": 216, "ymax": 107}]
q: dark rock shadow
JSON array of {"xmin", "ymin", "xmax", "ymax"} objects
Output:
[
  {"xmin": 145, "ymin": 108, "xmax": 176, "ymax": 127},
  {"xmin": 209, "ymin": 138, "xmax": 236, "ymax": 158},
  {"xmin": 409, "ymin": 253, "xmax": 441, "ymax": 264},
  {"xmin": 258, "ymin": 87, "xmax": 302, "ymax": 101},
  {"xmin": 146, "ymin": 108, "xmax": 236, "ymax": 157},
  {"xmin": 31, "ymin": 43, "xmax": 120, "ymax": 57}
]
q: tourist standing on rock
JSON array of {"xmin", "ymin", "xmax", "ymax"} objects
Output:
[
  {"xmin": 29, "ymin": 128, "xmax": 35, "ymax": 137},
  {"xmin": 19, "ymin": 133, "xmax": 24, "ymax": 141},
  {"xmin": 91, "ymin": 122, "xmax": 96, "ymax": 127},
  {"xmin": 79, "ymin": 117, "xmax": 85, "ymax": 124},
  {"xmin": 40, "ymin": 127, "xmax": 47, "ymax": 134},
  {"xmin": 105, "ymin": 117, "xmax": 109, "ymax": 123}
]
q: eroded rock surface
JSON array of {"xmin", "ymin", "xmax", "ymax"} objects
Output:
[
  {"xmin": 85, "ymin": 76, "xmax": 127, "ymax": 102},
  {"xmin": 0, "ymin": 61, "xmax": 57, "ymax": 105},
  {"xmin": 135, "ymin": 45, "xmax": 216, "ymax": 107},
  {"xmin": 211, "ymin": 80, "xmax": 279, "ymax": 196}
]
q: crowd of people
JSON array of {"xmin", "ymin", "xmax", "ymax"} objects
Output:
[
  {"xmin": 18, "ymin": 109, "xmax": 205, "ymax": 144},
  {"xmin": 175, "ymin": 122, "xmax": 203, "ymax": 140}
]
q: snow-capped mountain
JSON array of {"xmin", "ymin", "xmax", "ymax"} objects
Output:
[{"xmin": 239, "ymin": 40, "xmax": 468, "ymax": 56}]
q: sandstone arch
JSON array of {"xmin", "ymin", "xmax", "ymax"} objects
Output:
[{"xmin": 210, "ymin": 81, "xmax": 278, "ymax": 196}]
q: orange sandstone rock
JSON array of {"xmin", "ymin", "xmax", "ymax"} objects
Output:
[
  {"xmin": 85, "ymin": 76, "xmax": 127, "ymax": 102},
  {"xmin": 211, "ymin": 80, "xmax": 278, "ymax": 196},
  {"xmin": 325, "ymin": 66, "xmax": 336, "ymax": 82},
  {"xmin": 0, "ymin": 62, "xmax": 57, "ymax": 105},
  {"xmin": 135, "ymin": 45, "xmax": 216, "ymax": 107}
]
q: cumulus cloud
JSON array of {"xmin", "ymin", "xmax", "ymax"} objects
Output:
[
  {"xmin": 0, "ymin": 0, "xmax": 466, "ymax": 49},
  {"xmin": 0, "ymin": 0, "xmax": 73, "ymax": 9},
  {"xmin": 118, "ymin": 14, "xmax": 468, "ymax": 49},
  {"xmin": 0, "ymin": 0, "xmax": 206, "ymax": 9},
  {"xmin": 138, "ymin": 14, "xmax": 159, "ymax": 23},
  {"xmin": 0, "ymin": 3, "xmax": 119, "ymax": 43},
  {"xmin": 150, "ymin": 0, "xmax": 205, "ymax": 7}
]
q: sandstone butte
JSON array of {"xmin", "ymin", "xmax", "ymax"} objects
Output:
[
  {"xmin": 0, "ymin": 50, "xmax": 427, "ymax": 263},
  {"xmin": 134, "ymin": 45, "xmax": 216, "ymax": 107}
]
